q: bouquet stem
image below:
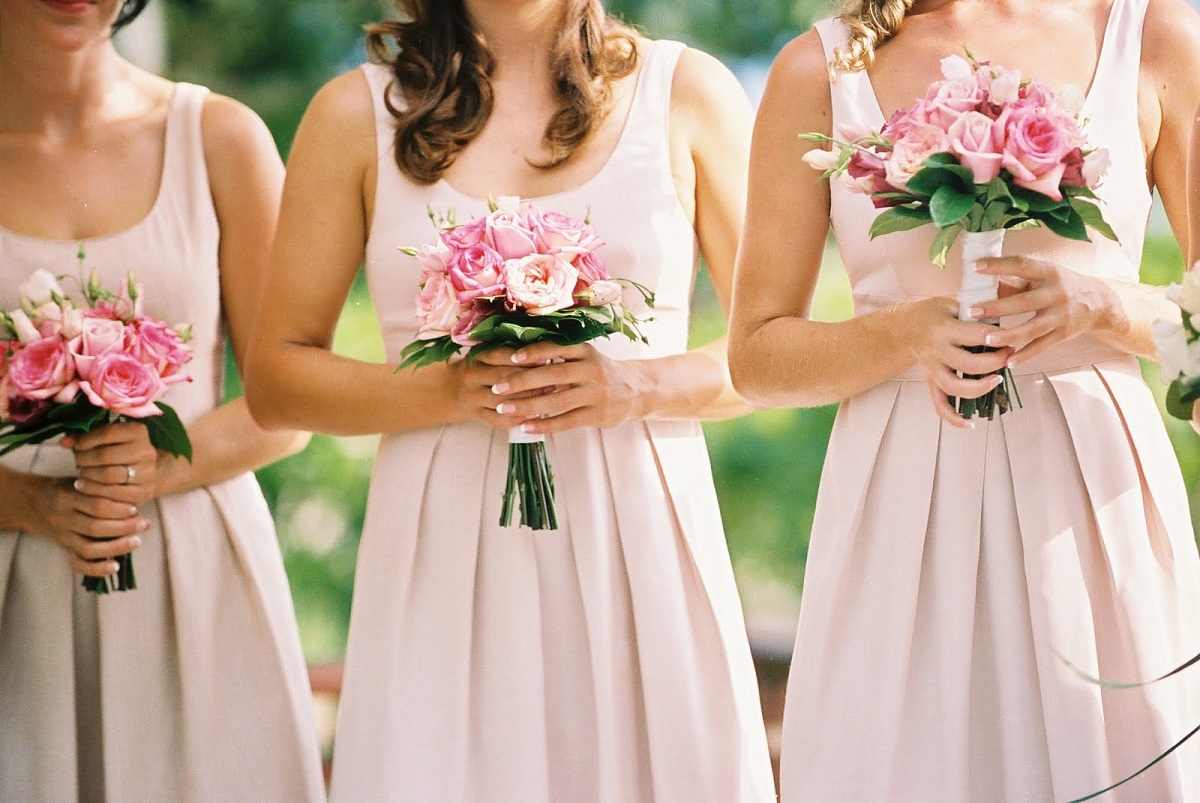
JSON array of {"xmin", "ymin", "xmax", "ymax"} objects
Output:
[
  {"xmin": 954, "ymin": 230, "xmax": 1022, "ymax": 420},
  {"xmin": 82, "ymin": 552, "xmax": 137, "ymax": 594},
  {"xmin": 500, "ymin": 428, "xmax": 558, "ymax": 531}
]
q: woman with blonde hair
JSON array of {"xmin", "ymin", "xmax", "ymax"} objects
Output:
[
  {"xmin": 0, "ymin": 0, "xmax": 322, "ymax": 799},
  {"xmin": 245, "ymin": 0, "xmax": 774, "ymax": 799},
  {"xmin": 730, "ymin": 0, "xmax": 1200, "ymax": 799}
]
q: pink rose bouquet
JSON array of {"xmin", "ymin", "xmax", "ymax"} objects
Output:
[
  {"xmin": 399, "ymin": 197, "xmax": 653, "ymax": 531},
  {"xmin": 802, "ymin": 51, "xmax": 1118, "ymax": 419},
  {"xmin": 0, "ymin": 251, "xmax": 194, "ymax": 593}
]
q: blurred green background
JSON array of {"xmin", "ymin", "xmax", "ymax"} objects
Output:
[{"xmin": 127, "ymin": 0, "xmax": 1200, "ymax": 662}]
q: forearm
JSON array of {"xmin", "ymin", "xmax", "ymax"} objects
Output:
[
  {"xmin": 153, "ymin": 397, "xmax": 310, "ymax": 496},
  {"xmin": 0, "ymin": 466, "xmax": 46, "ymax": 532},
  {"xmin": 636, "ymin": 337, "xmax": 755, "ymax": 421},
  {"xmin": 730, "ymin": 306, "xmax": 917, "ymax": 409},
  {"xmin": 1090, "ymin": 276, "xmax": 1176, "ymax": 358},
  {"xmin": 246, "ymin": 344, "xmax": 465, "ymax": 436}
]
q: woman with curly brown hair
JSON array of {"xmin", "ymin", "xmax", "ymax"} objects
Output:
[
  {"xmin": 730, "ymin": 0, "xmax": 1200, "ymax": 799},
  {"xmin": 245, "ymin": 0, "xmax": 774, "ymax": 799}
]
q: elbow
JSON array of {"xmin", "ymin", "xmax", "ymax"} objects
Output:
[{"xmin": 727, "ymin": 328, "xmax": 779, "ymax": 410}]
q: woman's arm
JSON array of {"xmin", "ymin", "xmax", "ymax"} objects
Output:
[
  {"xmin": 726, "ymin": 32, "xmax": 1004, "ymax": 422},
  {"xmin": 244, "ymin": 71, "xmax": 498, "ymax": 436},
  {"xmin": 70, "ymin": 95, "xmax": 309, "ymax": 507}
]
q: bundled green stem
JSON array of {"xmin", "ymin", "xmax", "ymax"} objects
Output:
[{"xmin": 500, "ymin": 441, "xmax": 558, "ymax": 530}]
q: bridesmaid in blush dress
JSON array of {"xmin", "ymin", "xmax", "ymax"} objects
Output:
[
  {"xmin": 245, "ymin": 1, "xmax": 775, "ymax": 800},
  {"xmin": 730, "ymin": 0, "xmax": 1200, "ymax": 800},
  {"xmin": 0, "ymin": 1, "xmax": 323, "ymax": 799}
]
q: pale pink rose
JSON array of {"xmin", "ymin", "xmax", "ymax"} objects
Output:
[
  {"xmin": 61, "ymin": 308, "xmax": 83, "ymax": 340},
  {"xmin": 6, "ymin": 337, "xmax": 76, "ymax": 400},
  {"xmin": 450, "ymin": 301, "xmax": 491, "ymax": 347},
  {"xmin": 1018, "ymin": 80, "xmax": 1056, "ymax": 108},
  {"xmin": 131, "ymin": 318, "xmax": 192, "ymax": 384},
  {"xmin": 885, "ymin": 124, "xmax": 951, "ymax": 191},
  {"xmin": 70, "ymin": 317, "xmax": 128, "ymax": 380},
  {"xmin": 79, "ymin": 352, "xmax": 166, "ymax": 418},
  {"xmin": 448, "ymin": 242, "xmax": 507, "ymax": 303},
  {"xmin": 415, "ymin": 241, "xmax": 453, "ymax": 282},
  {"xmin": 948, "ymin": 111, "xmax": 1003, "ymax": 183},
  {"xmin": 9, "ymin": 309, "xmax": 41, "ymax": 344},
  {"xmin": 1082, "ymin": 148, "xmax": 1110, "ymax": 189},
  {"xmin": 415, "ymin": 270, "xmax": 467, "ymax": 340},
  {"xmin": 31, "ymin": 302, "xmax": 65, "ymax": 339},
  {"xmin": 996, "ymin": 104, "xmax": 1074, "ymax": 199},
  {"xmin": 571, "ymin": 249, "xmax": 611, "ymax": 289},
  {"xmin": 924, "ymin": 78, "xmax": 986, "ymax": 128},
  {"xmin": 528, "ymin": 209, "xmax": 601, "ymax": 253},
  {"xmin": 939, "ymin": 54, "xmax": 973, "ymax": 81},
  {"xmin": 503, "ymin": 254, "xmax": 580, "ymax": 315},
  {"xmin": 18, "ymin": 269, "xmax": 64, "ymax": 307},
  {"xmin": 579, "ymin": 279, "xmax": 622, "ymax": 307},
  {"xmin": 484, "ymin": 210, "xmax": 538, "ymax": 260},
  {"xmin": 976, "ymin": 65, "xmax": 1021, "ymax": 107}
]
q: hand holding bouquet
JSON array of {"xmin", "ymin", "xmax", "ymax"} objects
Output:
[
  {"xmin": 802, "ymin": 51, "xmax": 1118, "ymax": 419},
  {"xmin": 0, "ymin": 253, "xmax": 193, "ymax": 592},
  {"xmin": 400, "ymin": 197, "xmax": 652, "ymax": 530}
]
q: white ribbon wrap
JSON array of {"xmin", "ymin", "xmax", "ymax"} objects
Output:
[
  {"xmin": 958, "ymin": 229, "xmax": 1005, "ymax": 321},
  {"xmin": 508, "ymin": 426, "xmax": 546, "ymax": 445}
]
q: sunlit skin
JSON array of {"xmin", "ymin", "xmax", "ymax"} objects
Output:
[
  {"xmin": 245, "ymin": 0, "xmax": 756, "ymax": 437},
  {"xmin": 729, "ymin": 0, "xmax": 1200, "ymax": 429},
  {"xmin": 0, "ymin": 0, "xmax": 309, "ymax": 577}
]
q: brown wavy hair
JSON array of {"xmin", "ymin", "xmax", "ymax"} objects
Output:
[
  {"xmin": 832, "ymin": 0, "xmax": 915, "ymax": 72},
  {"xmin": 365, "ymin": 0, "xmax": 640, "ymax": 184}
]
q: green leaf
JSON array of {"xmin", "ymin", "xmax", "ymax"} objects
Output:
[
  {"xmin": 1011, "ymin": 185, "xmax": 1070, "ymax": 213},
  {"xmin": 1072, "ymin": 199, "xmax": 1119, "ymax": 242},
  {"xmin": 928, "ymin": 225, "xmax": 962, "ymax": 268},
  {"xmin": 1166, "ymin": 379, "xmax": 1200, "ymax": 421},
  {"xmin": 929, "ymin": 185, "xmax": 975, "ymax": 228},
  {"xmin": 868, "ymin": 205, "xmax": 933, "ymax": 239},
  {"xmin": 141, "ymin": 404, "xmax": 193, "ymax": 462},
  {"xmin": 1040, "ymin": 206, "xmax": 1089, "ymax": 241}
]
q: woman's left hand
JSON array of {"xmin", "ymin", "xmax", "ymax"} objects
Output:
[
  {"xmin": 969, "ymin": 255, "xmax": 1110, "ymax": 367},
  {"xmin": 62, "ymin": 422, "xmax": 167, "ymax": 506},
  {"xmin": 489, "ymin": 343, "xmax": 649, "ymax": 435}
]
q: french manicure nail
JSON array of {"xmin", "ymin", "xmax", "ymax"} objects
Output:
[
  {"xmin": 496, "ymin": 403, "xmax": 516, "ymax": 414},
  {"xmin": 984, "ymin": 333, "xmax": 1000, "ymax": 346},
  {"xmin": 521, "ymin": 422, "xmax": 536, "ymax": 434},
  {"xmin": 139, "ymin": 519, "xmax": 152, "ymax": 532},
  {"xmin": 130, "ymin": 536, "xmax": 142, "ymax": 548},
  {"xmin": 969, "ymin": 306, "xmax": 983, "ymax": 318},
  {"xmin": 511, "ymin": 352, "xmax": 527, "ymax": 364},
  {"xmin": 128, "ymin": 505, "xmax": 139, "ymax": 516},
  {"xmin": 73, "ymin": 479, "xmax": 85, "ymax": 492},
  {"xmin": 491, "ymin": 382, "xmax": 510, "ymax": 395}
]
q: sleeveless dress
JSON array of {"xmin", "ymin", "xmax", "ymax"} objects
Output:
[
  {"xmin": 780, "ymin": 8, "xmax": 1200, "ymax": 802},
  {"xmin": 0, "ymin": 84, "xmax": 324, "ymax": 802},
  {"xmin": 329, "ymin": 41, "xmax": 775, "ymax": 802}
]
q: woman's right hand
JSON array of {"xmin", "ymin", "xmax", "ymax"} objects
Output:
[
  {"xmin": 453, "ymin": 347, "xmax": 535, "ymax": 429},
  {"xmin": 29, "ymin": 476, "xmax": 149, "ymax": 578},
  {"xmin": 903, "ymin": 296, "xmax": 1015, "ymax": 428}
]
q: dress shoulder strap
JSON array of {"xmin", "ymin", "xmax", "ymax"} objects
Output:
[
  {"xmin": 361, "ymin": 63, "xmax": 404, "ymax": 163},
  {"xmin": 811, "ymin": 18, "xmax": 885, "ymax": 129},
  {"xmin": 160, "ymin": 82, "xmax": 217, "ymax": 232}
]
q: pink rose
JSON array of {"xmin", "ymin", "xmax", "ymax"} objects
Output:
[
  {"xmin": 448, "ymin": 243, "xmax": 507, "ymax": 303},
  {"xmin": 976, "ymin": 65, "xmax": 1022, "ymax": 107},
  {"xmin": 4, "ymin": 392, "xmax": 52, "ymax": 425},
  {"xmin": 6, "ymin": 337, "xmax": 77, "ymax": 400},
  {"xmin": 484, "ymin": 210, "xmax": 538, "ymax": 260},
  {"xmin": 579, "ymin": 279, "xmax": 622, "ymax": 307},
  {"xmin": 1060, "ymin": 147, "xmax": 1086, "ymax": 187},
  {"xmin": 995, "ymin": 104, "xmax": 1074, "ymax": 199},
  {"xmin": 79, "ymin": 352, "xmax": 166, "ymax": 418},
  {"xmin": 845, "ymin": 149, "xmax": 900, "ymax": 204},
  {"xmin": 440, "ymin": 218, "xmax": 487, "ymax": 252},
  {"xmin": 1082, "ymin": 148, "xmax": 1110, "ymax": 189},
  {"xmin": 131, "ymin": 318, "xmax": 192, "ymax": 384},
  {"xmin": 415, "ymin": 241, "xmax": 453, "ymax": 282},
  {"xmin": 415, "ymin": 270, "xmax": 468, "ymax": 340},
  {"xmin": 30, "ymin": 302, "xmax": 65, "ymax": 339},
  {"xmin": 529, "ymin": 209, "xmax": 602, "ymax": 253},
  {"xmin": 881, "ymin": 101, "xmax": 932, "ymax": 141},
  {"xmin": 450, "ymin": 301, "xmax": 491, "ymax": 347},
  {"xmin": 948, "ymin": 111, "xmax": 1003, "ymax": 183},
  {"xmin": 885, "ymin": 124, "xmax": 951, "ymax": 191},
  {"xmin": 1017, "ymin": 80, "xmax": 1057, "ymax": 108},
  {"xmin": 70, "ymin": 317, "xmax": 128, "ymax": 380},
  {"xmin": 924, "ymin": 77, "xmax": 985, "ymax": 129},
  {"xmin": 503, "ymin": 254, "xmax": 580, "ymax": 315},
  {"xmin": 570, "ymin": 250, "xmax": 611, "ymax": 292}
]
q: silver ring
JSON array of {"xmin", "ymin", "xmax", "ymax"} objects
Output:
[
  {"xmin": 537, "ymin": 413, "xmax": 549, "ymax": 420},
  {"xmin": 123, "ymin": 465, "xmax": 136, "ymax": 485}
]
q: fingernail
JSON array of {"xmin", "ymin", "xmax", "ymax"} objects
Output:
[
  {"xmin": 969, "ymin": 307, "xmax": 983, "ymax": 318},
  {"xmin": 1007, "ymin": 358, "xmax": 1017, "ymax": 369},
  {"xmin": 107, "ymin": 562, "xmax": 119, "ymax": 574},
  {"xmin": 511, "ymin": 352, "xmax": 527, "ymax": 364},
  {"xmin": 496, "ymin": 403, "xmax": 516, "ymax": 414},
  {"xmin": 991, "ymin": 375, "xmax": 1004, "ymax": 387},
  {"xmin": 130, "ymin": 536, "xmax": 142, "ymax": 548},
  {"xmin": 964, "ymin": 421, "xmax": 977, "ymax": 430},
  {"xmin": 984, "ymin": 333, "xmax": 1000, "ymax": 346},
  {"xmin": 73, "ymin": 479, "xmax": 85, "ymax": 492},
  {"xmin": 491, "ymin": 382, "xmax": 510, "ymax": 395},
  {"xmin": 138, "ymin": 519, "xmax": 152, "ymax": 532},
  {"xmin": 128, "ymin": 505, "xmax": 138, "ymax": 516},
  {"xmin": 521, "ymin": 422, "xmax": 537, "ymax": 434}
]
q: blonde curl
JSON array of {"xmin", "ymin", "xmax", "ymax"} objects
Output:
[{"xmin": 832, "ymin": 0, "xmax": 916, "ymax": 73}]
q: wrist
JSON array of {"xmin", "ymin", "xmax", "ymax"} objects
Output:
[
  {"xmin": 625, "ymin": 357, "xmax": 659, "ymax": 422},
  {"xmin": 151, "ymin": 451, "xmax": 187, "ymax": 497}
]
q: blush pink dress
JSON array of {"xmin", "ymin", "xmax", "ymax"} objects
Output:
[
  {"xmin": 0, "ymin": 83, "xmax": 324, "ymax": 802},
  {"xmin": 328, "ymin": 41, "xmax": 775, "ymax": 802},
  {"xmin": 780, "ymin": 6, "xmax": 1200, "ymax": 802}
]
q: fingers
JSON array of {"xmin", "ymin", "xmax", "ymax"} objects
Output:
[
  {"xmin": 969, "ymin": 286, "xmax": 1060, "ymax": 322},
  {"xmin": 510, "ymin": 342, "xmax": 588, "ymax": 365},
  {"xmin": 932, "ymin": 341, "xmax": 1012, "ymax": 376},
  {"xmin": 71, "ymin": 421, "xmax": 151, "ymax": 452},
  {"xmin": 491, "ymin": 360, "xmax": 583, "ymax": 397},
  {"xmin": 975, "ymin": 255, "xmax": 1055, "ymax": 281},
  {"xmin": 470, "ymin": 347, "xmax": 519, "ymax": 367},
  {"xmin": 926, "ymin": 379, "xmax": 974, "ymax": 429},
  {"xmin": 496, "ymin": 386, "xmax": 592, "ymax": 424},
  {"xmin": 924, "ymin": 361, "xmax": 1004, "ymax": 402}
]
